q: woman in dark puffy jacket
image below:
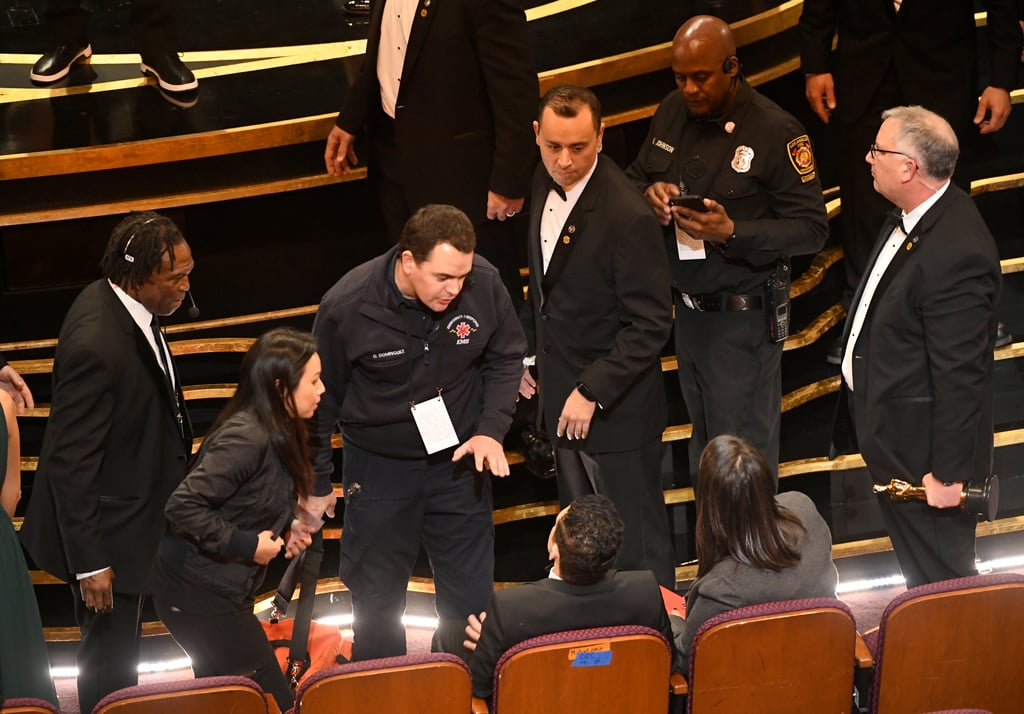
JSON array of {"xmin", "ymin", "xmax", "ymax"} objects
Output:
[{"xmin": 151, "ymin": 327, "xmax": 324, "ymax": 709}]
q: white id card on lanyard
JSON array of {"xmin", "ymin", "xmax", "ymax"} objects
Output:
[
  {"xmin": 410, "ymin": 392, "xmax": 460, "ymax": 454},
  {"xmin": 675, "ymin": 223, "xmax": 706, "ymax": 260}
]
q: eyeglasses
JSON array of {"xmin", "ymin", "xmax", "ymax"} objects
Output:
[{"xmin": 869, "ymin": 143, "xmax": 914, "ymax": 161}]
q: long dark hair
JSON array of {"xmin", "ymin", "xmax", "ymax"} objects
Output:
[
  {"xmin": 206, "ymin": 327, "xmax": 317, "ymax": 498},
  {"xmin": 695, "ymin": 435, "xmax": 804, "ymax": 577}
]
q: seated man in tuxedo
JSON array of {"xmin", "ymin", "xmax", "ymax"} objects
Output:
[{"xmin": 463, "ymin": 494, "xmax": 678, "ymax": 699}]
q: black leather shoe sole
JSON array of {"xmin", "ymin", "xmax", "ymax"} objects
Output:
[
  {"xmin": 140, "ymin": 59, "xmax": 198, "ymax": 92},
  {"xmin": 995, "ymin": 322, "xmax": 1013, "ymax": 348},
  {"xmin": 30, "ymin": 44, "xmax": 92, "ymax": 83}
]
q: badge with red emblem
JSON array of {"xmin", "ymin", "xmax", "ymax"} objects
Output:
[
  {"xmin": 447, "ymin": 314, "xmax": 480, "ymax": 345},
  {"xmin": 787, "ymin": 134, "xmax": 816, "ymax": 182}
]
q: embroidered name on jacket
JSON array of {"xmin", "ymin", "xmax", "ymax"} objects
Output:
[
  {"xmin": 372, "ymin": 349, "xmax": 405, "ymax": 360},
  {"xmin": 653, "ymin": 138, "xmax": 675, "ymax": 153},
  {"xmin": 447, "ymin": 314, "xmax": 480, "ymax": 345}
]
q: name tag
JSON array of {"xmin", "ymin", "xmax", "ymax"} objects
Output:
[
  {"xmin": 570, "ymin": 647, "xmax": 613, "ymax": 667},
  {"xmin": 410, "ymin": 394, "xmax": 459, "ymax": 454},
  {"xmin": 568, "ymin": 642, "xmax": 612, "ymax": 667}
]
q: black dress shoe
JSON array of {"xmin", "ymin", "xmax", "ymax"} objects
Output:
[
  {"xmin": 30, "ymin": 43, "xmax": 92, "ymax": 83},
  {"xmin": 995, "ymin": 321, "xmax": 1013, "ymax": 348},
  {"xmin": 344, "ymin": 0, "xmax": 371, "ymax": 14},
  {"xmin": 140, "ymin": 53, "xmax": 198, "ymax": 92}
]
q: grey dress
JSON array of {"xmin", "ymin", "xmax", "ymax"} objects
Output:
[{"xmin": 672, "ymin": 491, "xmax": 838, "ymax": 671}]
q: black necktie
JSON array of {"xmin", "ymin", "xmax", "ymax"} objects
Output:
[
  {"xmin": 150, "ymin": 315, "xmax": 173, "ymax": 389},
  {"xmin": 151, "ymin": 315, "xmax": 184, "ymax": 436}
]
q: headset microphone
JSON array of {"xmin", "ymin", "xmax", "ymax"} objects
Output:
[{"xmin": 186, "ymin": 291, "xmax": 200, "ymax": 319}]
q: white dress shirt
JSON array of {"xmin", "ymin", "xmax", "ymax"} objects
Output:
[
  {"xmin": 377, "ymin": 0, "xmax": 418, "ymax": 119},
  {"xmin": 540, "ymin": 160, "xmax": 599, "ymax": 274}
]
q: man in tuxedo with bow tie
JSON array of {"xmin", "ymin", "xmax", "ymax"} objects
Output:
[
  {"xmin": 831, "ymin": 106, "xmax": 1001, "ymax": 587},
  {"xmin": 519, "ymin": 84, "xmax": 675, "ymax": 588},
  {"xmin": 21, "ymin": 212, "xmax": 195, "ymax": 712}
]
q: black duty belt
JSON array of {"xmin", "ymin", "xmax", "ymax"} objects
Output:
[{"xmin": 678, "ymin": 292, "xmax": 762, "ymax": 312}]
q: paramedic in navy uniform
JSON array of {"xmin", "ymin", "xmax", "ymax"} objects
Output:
[{"xmin": 310, "ymin": 204, "xmax": 526, "ymax": 661}]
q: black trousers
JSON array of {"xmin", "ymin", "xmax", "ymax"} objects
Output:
[
  {"xmin": 876, "ymin": 493, "xmax": 978, "ymax": 589},
  {"xmin": 554, "ymin": 437, "xmax": 676, "ymax": 589},
  {"xmin": 45, "ymin": 0, "xmax": 179, "ymax": 57},
  {"xmin": 674, "ymin": 298, "xmax": 782, "ymax": 482},
  {"xmin": 153, "ymin": 593, "xmax": 293, "ymax": 711},
  {"xmin": 370, "ymin": 128, "xmax": 526, "ymax": 308},
  {"xmin": 73, "ymin": 587, "xmax": 144, "ymax": 714},
  {"xmin": 339, "ymin": 443, "xmax": 495, "ymax": 662}
]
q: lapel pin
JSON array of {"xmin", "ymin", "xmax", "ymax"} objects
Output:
[
  {"xmin": 905, "ymin": 242, "xmax": 913, "ymax": 251},
  {"xmin": 420, "ymin": 8, "xmax": 427, "ymax": 16},
  {"xmin": 562, "ymin": 235, "xmax": 571, "ymax": 245},
  {"xmin": 568, "ymin": 225, "xmax": 576, "ymax": 234}
]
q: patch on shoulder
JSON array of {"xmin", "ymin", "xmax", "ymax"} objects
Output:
[{"xmin": 787, "ymin": 134, "xmax": 816, "ymax": 177}]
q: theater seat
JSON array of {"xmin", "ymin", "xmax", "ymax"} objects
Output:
[
  {"xmin": 681, "ymin": 597, "xmax": 859, "ymax": 713},
  {"xmin": 470, "ymin": 625, "xmax": 677, "ymax": 714},
  {"xmin": 290, "ymin": 653, "xmax": 472, "ymax": 714},
  {"xmin": 0, "ymin": 699, "xmax": 59, "ymax": 714},
  {"xmin": 864, "ymin": 572, "xmax": 1024, "ymax": 714},
  {"xmin": 90, "ymin": 675, "xmax": 278, "ymax": 714}
]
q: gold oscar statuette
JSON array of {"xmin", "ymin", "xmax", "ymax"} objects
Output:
[{"xmin": 872, "ymin": 476, "xmax": 999, "ymax": 521}]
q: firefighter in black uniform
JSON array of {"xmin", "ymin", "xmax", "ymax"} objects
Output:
[
  {"xmin": 308, "ymin": 204, "xmax": 526, "ymax": 662},
  {"xmin": 626, "ymin": 16, "xmax": 828, "ymax": 479}
]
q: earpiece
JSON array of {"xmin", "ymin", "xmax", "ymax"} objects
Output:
[{"xmin": 722, "ymin": 55, "xmax": 737, "ymax": 74}]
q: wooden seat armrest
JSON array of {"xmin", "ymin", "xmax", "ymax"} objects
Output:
[
  {"xmin": 670, "ymin": 671, "xmax": 688, "ymax": 695},
  {"xmin": 854, "ymin": 632, "xmax": 874, "ymax": 669},
  {"xmin": 264, "ymin": 692, "xmax": 283, "ymax": 714},
  {"xmin": 471, "ymin": 696, "xmax": 490, "ymax": 713}
]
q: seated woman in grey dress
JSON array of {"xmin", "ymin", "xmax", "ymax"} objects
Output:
[{"xmin": 672, "ymin": 434, "xmax": 838, "ymax": 670}]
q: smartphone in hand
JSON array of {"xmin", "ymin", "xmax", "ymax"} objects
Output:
[{"xmin": 668, "ymin": 194, "xmax": 709, "ymax": 212}]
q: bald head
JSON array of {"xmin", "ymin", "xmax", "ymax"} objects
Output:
[
  {"xmin": 671, "ymin": 15, "xmax": 740, "ymax": 117},
  {"xmin": 673, "ymin": 15, "xmax": 736, "ymax": 64}
]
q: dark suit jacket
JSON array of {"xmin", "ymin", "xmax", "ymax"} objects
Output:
[
  {"xmin": 336, "ymin": 0, "xmax": 538, "ymax": 224},
  {"xmin": 799, "ymin": 0, "xmax": 1021, "ymax": 127},
  {"xmin": 831, "ymin": 185, "xmax": 1001, "ymax": 487},
  {"xmin": 21, "ymin": 280, "xmax": 192, "ymax": 594},
  {"xmin": 522, "ymin": 155, "xmax": 673, "ymax": 453},
  {"xmin": 469, "ymin": 570, "xmax": 677, "ymax": 698}
]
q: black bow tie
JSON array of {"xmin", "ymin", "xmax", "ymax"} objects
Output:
[
  {"xmin": 548, "ymin": 180, "xmax": 567, "ymax": 201},
  {"xmin": 888, "ymin": 209, "xmax": 907, "ymax": 235}
]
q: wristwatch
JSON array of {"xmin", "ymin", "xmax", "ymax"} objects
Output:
[{"xmin": 575, "ymin": 380, "xmax": 597, "ymax": 403}]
